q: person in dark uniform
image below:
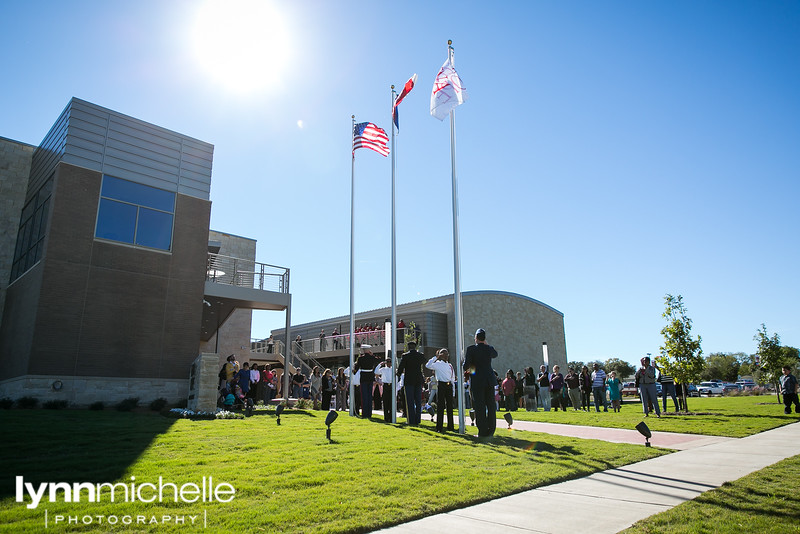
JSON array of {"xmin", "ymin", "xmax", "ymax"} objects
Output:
[
  {"xmin": 397, "ymin": 341, "xmax": 426, "ymax": 426},
  {"xmin": 354, "ymin": 345, "xmax": 378, "ymax": 419},
  {"xmin": 463, "ymin": 328, "xmax": 498, "ymax": 438}
]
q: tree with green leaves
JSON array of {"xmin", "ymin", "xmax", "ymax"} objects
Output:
[
  {"xmin": 604, "ymin": 358, "xmax": 636, "ymax": 380},
  {"xmin": 701, "ymin": 352, "xmax": 741, "ymax": 382},
  {"xmin": 755, "ymin": 324, "xmax": 800, "ymax": 402},
  {"xmin": 656, "ymin": 294, "xmax": 704, "ymax": 412}
]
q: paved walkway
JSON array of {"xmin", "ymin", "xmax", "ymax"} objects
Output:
[{"xmin": 376, "ymin": 420, "xmax": 800, "ymax": 534}]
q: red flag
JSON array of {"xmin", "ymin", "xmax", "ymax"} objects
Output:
[{"xmin": 392, "ymin": 73, "xmax": 417, "ymax": 131}]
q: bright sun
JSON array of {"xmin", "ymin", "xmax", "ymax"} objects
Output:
[{"xmin": 191, "ymin": 0, "xmax": 291, "ymax": 94}]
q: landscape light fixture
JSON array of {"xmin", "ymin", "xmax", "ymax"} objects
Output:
[
  {"xmin": 635, "ymin": 421, "xmax": 652, "ymax": 447},
  {"xmin": 504, "ymin": 412, "xmax": 513, "ymax": 429},
  {"xmin": 325, "ymin": 410, "xmax": 338, "ymax": 441},
  {"xmin": 275, "ymin": 404, "xmax": 285, "ymax": 425}
]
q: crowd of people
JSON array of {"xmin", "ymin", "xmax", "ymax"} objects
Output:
[
  {"xmin": 493, "ymin": 357, "xmax": 695, "ymax": 418},
  {"xmin": 493, "ymin": 362, "xmax": 621, "ymax": 413},
  {"xmin": 219, "ymin": 330, "xmax": 733, "ymax": 430},
  {"xmin": 217, "ymin": 354, "xmax": 280, "ymax": 410}
]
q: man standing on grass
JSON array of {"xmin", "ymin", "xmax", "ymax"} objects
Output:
[
  {"xmin": 375, "ymin": 357, "xmax": 395, "ymax": 422},
  {"xmin": 354, "ymin": 345, "xmax": 377, "ymax": 419},
  {"xmin": 426, "ymin": 348, "xmax": 456, "ymax": 432},
  {"xmin": 591, "ymin": 363, "xmax": 608, "ymax": 412},
  {"xmin": 537, "ymin": 364, "xmax": 551, "ymax": 411},
  {"xmin": 397, "ymin": 341, "xmax": 426, "ymax": 426},
  {"xmin": 779, "ymin": 366, "xmax": 800, "ymax": 415},
  {"xmin": 463, "ymin": 328, "xmax": 498, "ymax": 438}
]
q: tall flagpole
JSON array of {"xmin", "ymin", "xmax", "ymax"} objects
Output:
[
  {"xmin": 349, "ymin": 115, "xmax": 356, "ymax": 417},
  {"xmin": 448, "ymin": 40, "xmax": 467, "ymax": 435},
  {"xmin": 390, "ymin": 86, "xmax": 398, "ymax": 423}
]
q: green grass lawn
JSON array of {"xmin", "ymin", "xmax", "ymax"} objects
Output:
[
  {"xmin": 506, "ymin": 395, "xmax": 794, "ymax": 437},
  {"xmin": 622, "ymin": 454, "xmax": 800, "ymax": 533},
  {"xmin": 0, "ymin": 409, "xmax": 665, "ymax": 533}
]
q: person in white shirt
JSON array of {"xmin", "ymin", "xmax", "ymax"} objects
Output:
[
  {"xmin": 375, "ymin": 358, "xmax": 395, "ymax": 422},
  {"xmin": 426, "ymin": 348, "xmax": 456, "ymax": 432}
]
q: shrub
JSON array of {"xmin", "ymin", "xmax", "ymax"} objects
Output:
[
  {"xmin": 43, "ymin": 400, "xmax": 69, "ymax": 410},
  {"xmin": 115, "ymin": 397, "xmax": 140, "ymax": 412},
  {"xmin": 292, "ymin": 398, "xmax": 314, "ymax": 410},
  {"xmin": 16, "ymin": 396, "xmax": 39, "ymax": 409},
  {"xmin": 0, "ymin": 397, "xmax": 14, "ymax": 409},
  {"xmin": 149, "ymin": 398, "xmax": 168, "ymax": 411},
  {"xmin": 89, "ymin": 401, "xmax": 105, "ymax": 411},
  {"xmin": 216, "ymin": 410, "xmax": 244, "ymax": 419}
]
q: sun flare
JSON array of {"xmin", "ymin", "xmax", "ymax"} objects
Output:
[{"xmin": 191, "ymin": 0, "xmax": 291, "ymax": 94}]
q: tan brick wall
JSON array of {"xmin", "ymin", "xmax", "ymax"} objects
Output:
[
  {"xmin": 0, "ymin": 374, "xmax": 189, "ymax": 407},
  {"xmin": 0, "ymin": 137, "xmax": 34, "ymax": 325},
  {"xmin": 447, "ymin": 292, "xmax": 567, "ymax": 375},
  {"xmin": 201, "ymin": 231, "xmax": 257, "ymax": 367}
]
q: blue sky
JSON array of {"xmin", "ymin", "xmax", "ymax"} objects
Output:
[{"xmin": 1, "ymin": 1, "xmax": 798, "ymax": 367}]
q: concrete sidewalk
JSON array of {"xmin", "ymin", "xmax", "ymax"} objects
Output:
[
  {"xmin": 507, "ymin": 420, "xmax": 735, "ymax": 450},
  {"xmin": 376, "ymin": 421, "xmax": 800, "ymax": 534}
]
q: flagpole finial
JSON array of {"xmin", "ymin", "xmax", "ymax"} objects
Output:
[
  {"xmin": 391, "ymin": 84, "xmax": 395, "ymax": 90},
  {"xmin": 448, "ymin": 39, "xmax": 452, "ymax": 46}
]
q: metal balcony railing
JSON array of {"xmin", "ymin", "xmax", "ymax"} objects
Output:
[
  {"xmin": 253, "ymin": 328, "xmax": 425, "ymax": 357},
  {"xmin": 206, "ymin": 253, "xmax": 289, "ymax": 293}
]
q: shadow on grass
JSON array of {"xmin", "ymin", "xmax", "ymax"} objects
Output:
[{"xmin": 0, "ymin": 410, "xmax": 176, "ymax": 500}]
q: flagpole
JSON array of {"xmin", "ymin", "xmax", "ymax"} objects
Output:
[
  {"xmin": 349, "ymin": 114, "xmax": 356, "ymax": 418},
  {"xmin": 447, "ymin": 40, "xmax": 467, "ymax": 435},
  {"xmin": 390, "ymin": 85, "xmax": 398, "ymax": 424}
]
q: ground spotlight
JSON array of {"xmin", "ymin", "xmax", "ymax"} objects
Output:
[
  {"xmin": 276, "ymin": 404, "xmax": 285, "ymax": 425},
  {"xmin": 504, "ymin": 412, "xmax": 513, "ymax": 429},
  {"xmin": 325, "ymin": 410, "xmax": 338, "ymax": 441},
  {"xmin": 635, "ymin": 421, "xmax": 651, "ymax": 447}
]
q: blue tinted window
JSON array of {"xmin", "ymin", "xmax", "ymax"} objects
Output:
[
  {"xmin": 95, "ymin": 175, "xmax": 175, "ymax": 251},
  {"xmin": 135, "ymin": 208, "xmax": 173, "ymax": 250},
  {"xmin": 96, "ymin": 199, "xmax": 137, "ymax": 242},
  {"xmin": 101, "ymin": 176, "xmax": 175, "ymax": 212}
]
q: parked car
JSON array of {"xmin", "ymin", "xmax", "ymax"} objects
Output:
[
  {"xmin": 621, "ymin": 382, "xmax": 638, "ymax": 396},
  {"xmin": 685, "ymin": 384, "xmax": 699, "ymax": 397},
  {"xmin": 722, "ymin": 383, "xmax": 740, "ymax": 394},
  {"xmin": 698, "ymin": 381, "xmax": 724, "ymax": 396},
  {"xmin": 736, "ymin": 380, "xmax": 756, "ymax": 390}
]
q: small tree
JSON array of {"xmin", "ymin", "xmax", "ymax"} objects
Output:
[
  {"xmin": 604, "ymin": 358, "xmax": 636, "ymax": 380},
  {"xmin": 656, "ymin": 294, "xmax": 704, "ymax": 412},
  {"xmin": 755, "ymin": 324, "xmax": 800, "ymax": 402}
]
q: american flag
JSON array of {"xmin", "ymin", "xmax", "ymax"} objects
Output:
[{"xmin": 353, "ymin": 122, "xmax": 390, "ymax": 157}]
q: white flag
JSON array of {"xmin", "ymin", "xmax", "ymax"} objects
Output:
[{"xmin": 430, "ymin": 54, "xmax": 468, "ymax": 120}]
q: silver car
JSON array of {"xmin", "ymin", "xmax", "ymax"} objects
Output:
[{"xmin": 698, "ymin": 381, "xmax": 724, "ymax": 396}]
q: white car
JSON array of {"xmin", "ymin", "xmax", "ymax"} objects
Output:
[{"xmin": 698, "ymin": 382, "xmax": 724, "ymax": 396}]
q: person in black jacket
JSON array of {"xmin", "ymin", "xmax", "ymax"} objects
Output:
[
  {"xmin": 397, "ymin": 341, "xmax": 426, "ymax": 426},
  {"xmin": 537, "ymin": 364, "xmax": 551, "ymax": 411},
  {"xmin": 463, "ymin": 328, "xmax": 499, "ymax": 438},
  {"xmin": 354, "ymin": 345, "xmax": 378, "ymax": 419}
]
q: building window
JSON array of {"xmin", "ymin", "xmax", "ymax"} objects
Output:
[
  {"xmin": 95, "ymin": 175, "xmax": 175, "ymax": 251},
  {"xmin": 10, "ymin": 176, "xmax": 53, "ymax": 282}
]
